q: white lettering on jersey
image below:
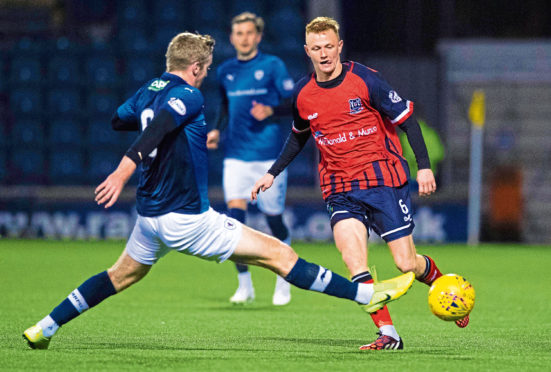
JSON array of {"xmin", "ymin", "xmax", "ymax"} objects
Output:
[
  {"xmin": 168, "ymin": 97, "xmax": 186, "ymax": 116},
  {"xmin": 389, "ymin": 90, "xmax": 402, "ymax": 103},
  {"xmin": 227, "ymin": 88, "xmax": 268, "ymax": 97}
]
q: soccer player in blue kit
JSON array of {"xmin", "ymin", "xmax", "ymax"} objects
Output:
[
  {"xmin": 206, "ymin": 12, "xmax": 295, "ymax": 305},
  {"xmin": 22, "ymin": 31, "xmax": 415, "ymax": 350}
]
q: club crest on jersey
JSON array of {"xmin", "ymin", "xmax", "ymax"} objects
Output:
[
  {"xmin": 226, "ymin": 74, "xmax": 234, "ymax": 81},
  {"xmin": 254, "ymin": 70, "xmax": 264, "ymax": 80},
  {"xmin": 389, "ymin": 90, "xmax": 402, "ymax": 103},
  {"xmin": 168, "ymin": 97, "xmax": 186, "ymax": 116},
  {"xmin": 348, "ymin": 98, "xmax": 364, "ymax": 114}
]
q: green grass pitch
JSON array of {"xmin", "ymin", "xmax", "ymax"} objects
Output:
[{"xmin": 1, "ymin": 239, "xmax": 550, "ymax": 371}]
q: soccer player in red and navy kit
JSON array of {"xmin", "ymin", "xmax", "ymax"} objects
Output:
[{"xmin": 253, "ymin": 17, "xmax": 469, "ymax": 351}]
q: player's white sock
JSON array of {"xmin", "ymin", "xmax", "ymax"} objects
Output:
[
  {"xmin": 237, "ymin": 271, "xmax": 253, "ymax": 291},
  {"xmin": 355, "ymin": 282, "xmax": 375, "ymax": 304},
  {"xmin": 37, "ymin": 315, "xmax": 59, "ymax": 337},
  {"xmin": 379, "ymin": 324, "xmax": 400, "ymax": 341}
]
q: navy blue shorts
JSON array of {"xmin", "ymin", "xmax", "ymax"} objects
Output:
[{"xmin": 325, "ymin": 184, "xmax": 414, "ymax": 242}]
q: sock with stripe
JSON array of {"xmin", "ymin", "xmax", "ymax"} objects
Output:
[
  {"xmin": 285, "ymin": 258, "xmax": 373, "ymax": 304},
  {"xmin": 228, "ymin": 208, "xmax": 249, "ymax": 273},
  {"xmin": 352, "ymin": 271, "xmax": 399, "ymax": 340},
  {"xmin": 40, "ymin": 271, "xmax": 117, "ymax": 337},
  {"xmin": 418, "ymin": 255, "xmax": 443, "ymax": 286}
]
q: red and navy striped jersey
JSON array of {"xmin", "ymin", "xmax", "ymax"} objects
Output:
[{"xmin": 292, "ymin": 61, "xmax": 413, "ymax": 199}]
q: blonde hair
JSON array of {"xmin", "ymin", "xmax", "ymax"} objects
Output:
[
  {"xmin": 165, "ymin": 32, "xmax": 215, "ymax": 71},
  {"xmin": 305, "ymin": 16, "xmax": 340, "ymax": 40},
  {"xmin": 231, "ymin": 11, "xmax": 264, "ymax": 33}
]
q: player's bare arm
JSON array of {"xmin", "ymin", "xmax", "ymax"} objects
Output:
[
  {"xmin": 251, "ymin": 173, "xmax": 275, "ymax": 201},
  {"xmin": 206, "ymin": 129, "xmax": 220, "ymax": 149},
  {"xmin": 250, "ymin": 100, "xmax": 274, "ymax": 121},
  {"xmin": 95, "ymin": 156, "xmax": 136, "ymax": 208}
]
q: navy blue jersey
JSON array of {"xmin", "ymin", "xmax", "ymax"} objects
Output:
[
  {"xmin": 117, "ymin": 72, "xmax": 209, "ymax": 216},
  {"xmin": 217, "ymin": 52, "xmax": 294, "ymax": 161}
]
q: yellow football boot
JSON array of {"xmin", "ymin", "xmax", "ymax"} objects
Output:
[
  {"xmin": 363, "ymin": 272, "xmax": 415, "ymax": 313},
  {"xmin": 23, "ymin": 325, "xmax": 51, "ymax": 349}
]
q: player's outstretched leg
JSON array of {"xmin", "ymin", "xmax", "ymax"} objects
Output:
[
  {"xmin": 266, "ymin": 214, "xmax": 292, "ymax": 306},
  {"xmin": 227, "ymin": 208, "xmax": 255, "ymax": 304},
  {"xmin": 23, "ymin": 251, "xmax": 149, "ymax": 349},
  {"xmin": 230, "ymin": 225, "xmax": 415, "ymax": 309}
]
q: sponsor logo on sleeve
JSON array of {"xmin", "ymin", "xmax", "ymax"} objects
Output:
[
  {"xmin": 168, "ymin": 97, "xmax": 186, "ymax": 116},
  {"xmin": 389, "ymin": 90, "xmax": 402, "ymax": 103},
  {"xmin": 148, "ymin": 79, "xmax": 170, "ymax": 91}
]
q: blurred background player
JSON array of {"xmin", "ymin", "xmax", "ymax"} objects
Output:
[
  {"xmin": 252, "ymin": 16, "xmax": 469, "ymax": 351},
  {"xmin": 206, "ymin": 12, "xmax": 295, "ymax": 306},
  {"xmin": 22, "ymin": 30, "xmax": 416, "ymax": 350}
]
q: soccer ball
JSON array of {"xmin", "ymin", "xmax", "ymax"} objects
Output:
[{"xmin": 428, "ymin": 274, "xmax": 475, "ymax": 321}]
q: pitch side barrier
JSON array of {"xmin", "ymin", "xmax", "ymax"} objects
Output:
[{"xmin": 0, "ymin": 185, "xmax": 467, "ymax": 242}]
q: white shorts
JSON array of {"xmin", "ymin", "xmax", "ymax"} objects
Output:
[
  {"xmin": 223, "ymin": 158, "xmax": 288, "ymax": 215},
  {"xmin": 125, "ymin": 208, "xmax": 242, "ymax": 265}
]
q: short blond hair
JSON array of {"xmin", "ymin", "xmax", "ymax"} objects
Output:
[
  {"xmin": 231, "ymin": 11, "xmax": 264, "ymax": 33},
  {"xmin": 165, "ymin": 32, "xmax": 215, "ymax": 71},
  {"xmin": 305, "ymin": 16, "xmax": 340, "ymax": 40}
]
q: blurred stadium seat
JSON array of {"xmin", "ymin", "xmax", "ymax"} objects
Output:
[
  {"xmin": 85, "ymin": 55, "xmax": 117, "ymax": 86},
  {"xmin": 118, "ymin": 26, "xmax": 149, "ymax": 53},
  {"xmin": 268, "ymin": 8, "xmax": 303, "ymax": 36},
  {"xmin": 47, "ymin": 88, "xmax": 81, "ymax": 117},
  {"xmin": 88, "ymin": 150, "xmax": 120, "ymax": 181},
  {"xmin": 87, "ymin": 91, "xmax": 118, "ymax": 119},
  {"xmin": 49, "ymin": 119, "xmax": 83, "ymax": 147},
  {"xmin": 118, "ymin": 0, "xmax": 148, "ymax": 26},
  {"xmin": 192, "ymin": 0, "xmax": 225, "ymax": 27},
  {"xmin": 11, "ymin": 119, "xmax": 44, "ymax": 147},
  {"xmin": 86, "ymin": 120, "xmax": 121, "ymax": 147},
  {"xmin": 0, "ymin": 59, "xmax": 5, "ymax": 92},
  {"xmin": 153, "ymin": 0, "xmax": 187, "ymax": 25},
  {"xmin": 48, "ymin": 149, "xmax": 86, "ymax": 185},
  {"xmin": 48, "ymin": 56, "xmax": 80, "ymax": 85},
  {"xmin": 124, "ymin": 56, "xmax": 157, "ymax": 86},
  {"xmin": 9, "ymin": 88, "xmax": 42, "ymax": 115},
  {"xmin": 11, "ymin": 147, "xmax": 46, "ymax": 182},
  {"xmin": 0, "ymin": 149, "xmax": 6, "ymax": 183},
  {"xmin": 153, "ymin": 25, "xmax": 184, "ymax": 48},
  {"xmin": 230, "ymin": 0, "xmax": 265, "ymax": 16},
  {"xmin": 9, "ymin": 57, "xmax": 42, "ymax": 85},
  {"xmin": 49, "ymin": 149, "xmax": 86, "ymax": 183}
]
